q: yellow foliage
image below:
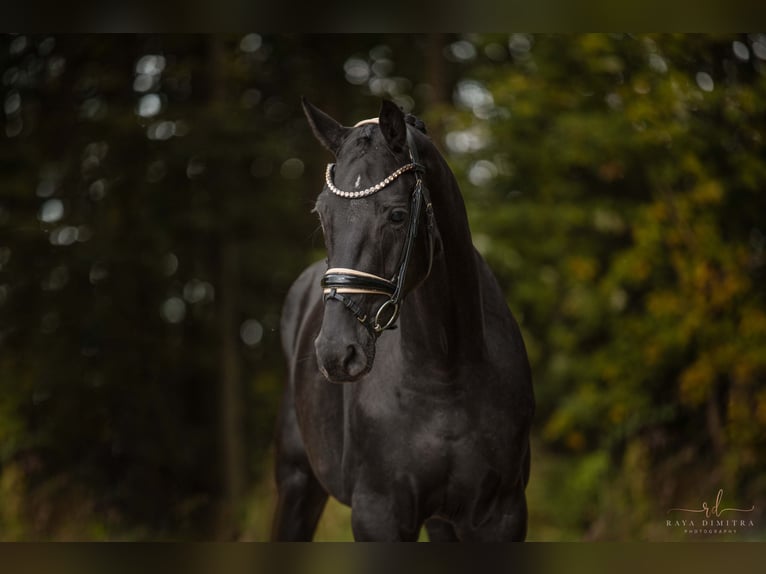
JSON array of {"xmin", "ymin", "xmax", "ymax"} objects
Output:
[
  {"xmin": 601, "ymin": 363, "xmax": 619, "ymax": 382},
  {"xmin": 710, "ymin": 272, "xmax": 748, "ymax": 310},
  {"xmin": 732, "ymin": 362, "xmax": 755, "ymax": 387},
  {"xmin": 565, "ymin": 431, "xmax": 586, "ymax": 451},
  {"xmin": 0, "ymin": 463, "xmax": 27, "ymax": 539},
  {"xmin": 739, "ymin": 308, "xmax": 766, "ymax": 337},
  {"xmin": 643, "ymin": 343, "xmax": 662, "ymax": 366},
  {"xmin": 609, "ymin": 404, "xmax": 626, "ymax": 424},
  {"xmin": 692, "ymin": 261, "xmax": 711, "ymax": 289},
  {"xmin": 567, "ymin": 256, "xmax": 598, "ymax": 281},
  {"xmin": 681, "ymin": 153, "xmax": 705, "ymax": 177},
  {"xmin": 727, "ymin": 389, "xmax": 752, "ymax": 426},
  {"xmin": 679, "ymin": 359, "xmax": 715, "ymax": 405},
  {"xmin": 710, "ymin": 343, "xmax": 737, "ymax": 372},
  {"xmin": 756, "ymin": 391, "xmax": 766, "ymax": 427},
  {"xmin": 648, "ymin": 202, "xmax": 668, "ymax": 221},
  {"xmin": 691, "ymin": 180, "xmax": 724, "ymax": 204},
  {"xmin": 647, "ymin": 291, "xmax": 680, "ymax": 318}
]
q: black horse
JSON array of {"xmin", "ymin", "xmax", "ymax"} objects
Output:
[{"xmin": 272, "ymin": 98, "xmax": 534, "ymax": 541}]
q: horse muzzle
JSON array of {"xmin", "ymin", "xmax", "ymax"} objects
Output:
[{"xmin": 314, "ymin": 311, "xmax": 376, "ymax": 383}]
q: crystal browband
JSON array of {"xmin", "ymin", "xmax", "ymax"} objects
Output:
[{"xmin": 325, "ymin": 163, "xmax": 418, "ymax": 199}]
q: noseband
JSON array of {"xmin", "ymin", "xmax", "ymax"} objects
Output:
[{"xmin": 320, "ymin": 124, "xmax": 435, "ymax": 335}]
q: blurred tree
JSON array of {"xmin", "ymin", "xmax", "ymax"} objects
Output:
[
  {"xmin": 448, "ymin": 33, "xmax": 766, "ymax": 538},
  {"xmin": 0, "ymin": 33, "xmax": 463, "ymax": 539}
]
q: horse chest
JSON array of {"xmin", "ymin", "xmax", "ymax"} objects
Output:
[{"xmin": 343, "ymin": 379, "xmax": 471, "ymax": 474}]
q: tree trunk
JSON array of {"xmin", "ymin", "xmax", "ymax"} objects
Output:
[
  {"xmin": 425, "ymin": 33, "xmax": 450, "ymax": 146},
  {"xmin": 208, "ymin": 35, "xmax": 246, "ymax": 540},
  {"xmin": 217, "ymin": 234, "xmax": 246, "ymax": 539}
]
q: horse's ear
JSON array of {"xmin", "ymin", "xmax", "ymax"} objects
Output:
[
  {"xmin": 379, "ymin": 100, "xmax": 407, "ymax": 155},
  {"xmin": 302, "ymin": 97, "xmax": 349, "ymax": 155}
]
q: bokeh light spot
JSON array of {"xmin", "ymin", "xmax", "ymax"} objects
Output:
[
  {"xmin": 752, "ymin": 38, "xmax": 766, "ymax": 60},
  {"xmin": 163, "ymin": 253, "xmax": 179, "ymax": 276},
  {"xmin": 240, "ymin": 319, "xmax": 264, "ymax": 346},
  {"xmin": 89, "ymin": 262, "xmax": 108, "ymax": 284},
  {"xmin": 241, "ymin": 88, "xmax": 261, "ymax": 109},
  {"xmin": 80, "ymin": 97, "xmax": 107, "ymax": 121},
  {"xmin": 39, "ymin": 199, "xmax": 64, "ymax": 223},
  {"xmin": 89, "ymin": 179, "xmax": 107, "ymax": 201},
  {"xmin": 135, "ymin": 55, "xmax": 166, "ymax": 76},
  {"xmin": 48, "ymin": 56, "xmax": 66, "ymax": 78},
  {"xmin": 186, "ymin": 156, "xmax": 206, "ymax": 179},
  {"xmin": 37, "ymin": 178, "xmax": 57, "ymax": 198},
  {"xmin": 5, "ymin": 117, "xmax": 22, "ymax": 137},
  {"xmin": 508, "ymin": 34, "xmax": 532, "ymax": 59},
  {"xmin": 454, "ymin": 79, "xmax": 494, "ymax": 118},
  {"xmin": 696, "ymin": 72, "xmax": 714, "ymax": 92},
  {"xmin": 38, "ymin": 37, "xmax": 56, "ymax": 56},
  {"xmin": 50, "ymin": 226, "xmax": 78, "ymax": 246},
  {"xmin": 42, "ymin": 265, "xmax": 69, "ymax": 291},
  {"xmin": 4, "ymin": 91, "xmax": 21, "ymax": 115},
  {"xmin": 147, "ymin": 121, "xmax": 175, "ymax": 140},
  {"xmin": 445, "ymin": 127, "xmax": 489, "ymax": 154},
  {"xmin": 239, "ymin": 33, "xmax": 262, "ymax": 54},
  {"xmin": 733, "ymin": 41, "xmax": 750, "ymax": 61},
  {"xmin": 446, "ymin": 40, "xmax": 477, "ymax": 62},
  {"xmin": 9, "ymin": 36, "xmax": 28, "ymax": 56},
  {"xmin": 183, "ymin": 279, "xmax": 214, "ymax": 304},
  {"xmin": 137, "ymin": 94, "xmax": 162, "ymax": 118},
  {"xmin": 0, "ymin": 246, "xmax": 10, "ymax": 267},
  {"xmin": 344, "ymin": 58, "xmax": 370, "ymax": 85},
  {"xmin": 133, "ymin": 74, "xmax": 155, "ymax": 92},
  {"xmin": 146, "ymin": 160, "xmax": 167, "ymax": 182},
  {"xmin": 161, "ymin": 297, "xmax": 186, "ymax": 324},
  {"xmin": 649, "ymin": 54, "xmax": 668, "ymax": 74},
  {"xmin": 468, "ymin": 160, "xmax": 497, "ymax": 186},
  {"xmin": 280, "ymin": 158, "xmax": 304, "ymax": 179}
]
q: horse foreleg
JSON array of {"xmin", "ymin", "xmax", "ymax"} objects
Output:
[
  {"xmin": 425, "ymin": 517, "xmax": 460, "ymax": 542},
  {"xmin": 351, "ymin": 475, "xmax": 423, "ymax": 542},
  {"xmin": 272, "ymin": 463, "xmax": 327, "ymax": 541},
  {"xmin": 271, "ymin": 391, "xmax": 328, "ymax": 541},
  {"xmin": 457, "ymin": 482, "xmax": 528, "ymax": 542}
]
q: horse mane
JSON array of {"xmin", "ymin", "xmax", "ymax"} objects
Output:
[{"xmin": 404, "ymin": 114, "xmax": 427, "ymax": 135}]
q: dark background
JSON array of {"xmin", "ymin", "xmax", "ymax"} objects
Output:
[{"xmin": 0, "ymin": 34, "xmax": 764, "ymax": 540}]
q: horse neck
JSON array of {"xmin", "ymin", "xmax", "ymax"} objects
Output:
[{"xmin": 398, "ymin": 151, "xmax": 487, "ymax": 368}]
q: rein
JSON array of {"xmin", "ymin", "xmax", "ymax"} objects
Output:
[{"xmin": 320, "ymin": 124, "xmax": 435, "ymax": 335}]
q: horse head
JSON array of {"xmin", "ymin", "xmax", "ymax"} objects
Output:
[{"xmin": 303, "ymin": 98, "xmax": 437, "ymax": 383}]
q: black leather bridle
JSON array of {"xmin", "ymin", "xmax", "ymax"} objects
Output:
[{"xmin": 320, "ymin": 124, "xmax": 435, "ymax": 335}]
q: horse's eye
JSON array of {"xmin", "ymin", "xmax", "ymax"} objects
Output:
[{"xmin": 389, "ymin": 209, "xmax": 408, "ymax": 224}]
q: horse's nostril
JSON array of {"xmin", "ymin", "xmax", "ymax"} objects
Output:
[
  {"xmin": 343, "ymin": 344, "xmax": 365, "ymax": 377},
  {"xmin": 314, "ymin": 332, "xmax": 370, "ymax": 383}
]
